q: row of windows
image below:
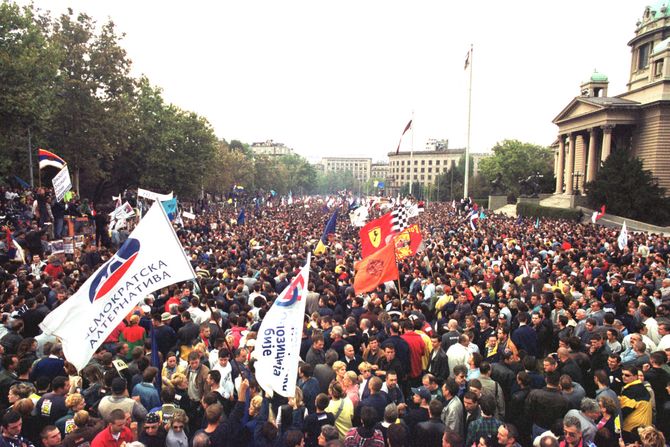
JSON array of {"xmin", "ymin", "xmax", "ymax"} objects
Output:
[
  {"xmin": 390, "ymin": 159, "xmax": 457, "ymax": 166},
  {"xmin": 391, "ymin": 167, "xmax": 446, "ymax": 173},
  {"xmin": 396, "ymin": 175, "xmax": 432, "ymax": 181}
]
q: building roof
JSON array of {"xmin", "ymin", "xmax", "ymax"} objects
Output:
[
  {"xmin": 648, "ymin": 0, "xmax": 670, "ymax": 19},
  {"xmin": 590, "ymin": 71, "xmax": 608, "ymax": 82},
  {"xmin": 553, "ymin": 96, "xmax": 640, "ymax": 123},
  {"xmin": 388, "ymin": 148, "xmax": 487, "ymax": 157}
]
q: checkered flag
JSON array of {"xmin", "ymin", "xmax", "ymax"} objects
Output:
[{"xmin": 391, "ymin": 206, "xmax": 411, "ymax": 232}]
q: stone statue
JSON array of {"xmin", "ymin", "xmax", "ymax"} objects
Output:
[
  {"xmin": 490, "ymin": 173, "xmax": 506, "ymax": 195},
  {"xmin": 518, "ymin": 173, "xmax": 542, "ymax": 197}
]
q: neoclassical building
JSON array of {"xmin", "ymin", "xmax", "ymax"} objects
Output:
[{"xmin": 552, "ymin": 2, "xmax": 670, "ymax": 197}]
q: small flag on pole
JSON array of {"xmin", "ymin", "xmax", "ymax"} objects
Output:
[
  {"xmin": 395, "ymin": 120, "xmax": 413, "ymax": 155},
  {"xmin": 464, "ymin": 49, "xmax": 471, "ymax": 70},
  {"xmin": 535, "ymin": 217, "xmax": 540, "ymax": 229},
  {"xmin": 38, "ymin": 149, "xmax": 66, "ymax": 170},
  {"xmin": 591, "ymin": 205, "xmax": 606, "ymax": 223},
  {"xmin": 314, "ymin": 211, "xmax": 337, "ymax": 255},
  {"xmin": 617, "ymin": 221, "xmax": 628, "ymax": 250}
]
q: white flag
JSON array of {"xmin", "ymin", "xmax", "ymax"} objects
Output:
[
  {"xmin": 349, "ymin": 206, "xmax": 369, "ymax": 227},
  {"xmin": 617, "ymin": 221, "xmax": 628, "ymax": 250},
  {"xmin": 40, "ymin": 202, "xmax": 195, "ymax": 370},
  {"xmin": 255, "ymin": 254, "xmax": 311, "ymax": 397}
]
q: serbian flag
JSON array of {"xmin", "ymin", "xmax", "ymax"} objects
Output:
[
  {"xmin": 395, "ymin": 119, "xmax": 412, "ymax": 155},
  {"xmin": 360, "ymin": 212, "xmax": 396, "ymax": 258},
  {"xmin": 38, "ymin": 149, "xmax": 66, "ymax": 170},
  {"xmin": 354, "ymin": 242, "xmax": 399, "ymax": 294},
  {"xmin": 469, "ymin": 208, "xmax": 479, "ymax": 230},
  {"xmin": 591, "ymin": 205, "xmax": 606, "ymax": 224}
]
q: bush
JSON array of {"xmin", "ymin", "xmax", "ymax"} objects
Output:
[{"xmin": 516, "ymin": 202, "xmax": 582, "ymax": 221}]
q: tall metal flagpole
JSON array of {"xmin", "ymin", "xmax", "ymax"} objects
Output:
[
  {"xmin": 28, "ymin": 128, "xmax": 34, "ymax": 187},
  {"xmin": 464, "ymin": 44, "xmax": 473, "ymax": 199},
  {"xmin": 409, "ymin": 110, "xmax": 415, "ymax": 196}
]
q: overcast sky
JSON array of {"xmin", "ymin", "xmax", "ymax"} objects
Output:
[{"xmin": 23, "ymin": 0, "xmax": 649, "ymax": 162}]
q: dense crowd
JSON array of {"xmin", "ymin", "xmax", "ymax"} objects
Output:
[{"xmin": 0, "ymin": 185, "xmax": 669, "ymax": 447}]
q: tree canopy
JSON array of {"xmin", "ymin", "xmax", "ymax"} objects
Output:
[
  {"xmin": 0, "ymin": 2, "xmax": 318, "ymax": 202},
  {"xmin": 586, "ymin": 149, "xmax": 670, "ymax": 225},
  {"xmin": 477, "ymin": 139, "xmax": 554, "ymax": 197}
]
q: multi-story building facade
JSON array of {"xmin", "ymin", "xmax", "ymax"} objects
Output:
[
  {"xmin": 386, "ymin": 144, "xmax": 488, "ymax": 195},
  {"xmin": 250, "ymin": 140, "xmax": 294, "ymax": 157},
  {"xmin": 370, "ymin": 162, "xmax": 389, "ymax": 183},
  {"xmin": 551, "ymin": 3, "xmax": 670, "ymax": 196},
  {"xmin": 320, "ymin": 157, "xmax": 372, "ymax": 182}
]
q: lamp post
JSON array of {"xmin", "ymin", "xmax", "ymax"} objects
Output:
[{"xmin": 572, "ymin": 171, "xmax": 583, "ymax": 195}]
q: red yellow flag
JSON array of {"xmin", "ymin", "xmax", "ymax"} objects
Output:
[
  {"xmin": 393, "ymin": 224, "xmax": 423, "ymax": 261},
  {"xmin": 354, "ymin": 242, "xmax": 399, "ymax": 294},
  {"xmin": 359, "ymin": 212, "xmax": 396, "ymax": 258}
]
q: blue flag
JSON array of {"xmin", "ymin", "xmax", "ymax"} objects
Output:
[
  {"xmin": 535, "ymin": 217, "xmax": 540, "ymax": 229},
  {"xmin": 516, "ymin": 214, "xmax": 522, "ymax": 225},
  {"xmin": 314, "ymin": 211, "xmax": 337, "ymax": 255},
  {"xmin": 237, "ymin": 208, "xmax": 246, "ymax": 225},
  {"xmin": 161, "ymin": 198, "xmax": 178, "ymax": 221}
]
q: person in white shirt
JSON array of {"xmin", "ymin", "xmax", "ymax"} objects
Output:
[
  {"xmin": 211, "ymin": 348, "xmax": 234, "ymax": 400},
  {"xmin": 656, "ymin": 322, "xmax": 670, "ymax": 351},
  {"xmin": 446, "ymin": 334, "xmax": 472, "ymax": 377}
]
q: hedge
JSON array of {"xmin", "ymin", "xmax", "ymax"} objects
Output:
[{"xmin": 516, "ymin": 202, "xmax": 582, "ymax": 221}]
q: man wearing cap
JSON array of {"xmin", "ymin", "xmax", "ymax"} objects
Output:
[
  {"xmin": 401, "ymin": 386, "xmax": 431, "ymax": 438},
  {"xmin": 152, "ymin": 313, "xmax": 177, "ymax": 359},
  {"xmin": 97, "ymin": 377, "xmax": 147, "ymax": 423},
  {"xmin": 138, "ymin": 412, "xmax": 167, "ymax": 447}
]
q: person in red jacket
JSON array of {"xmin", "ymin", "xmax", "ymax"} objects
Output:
[
  {"xmin": 91, "ymin": 409, "xmax": 134, "ymax": 447},
  {"xmin": 400, "ymin": 319, "xmax": 426, "ymax": 385}
]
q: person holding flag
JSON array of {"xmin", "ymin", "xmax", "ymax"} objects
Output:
[{"xmin": 314, "ymin": 211, "xmax": 337, "ymax": 255}]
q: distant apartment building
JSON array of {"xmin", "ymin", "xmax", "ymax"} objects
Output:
[
  {"xmin": 250, "ymin": 140, "xmax": 294, "ymax": 157},
  {"xmin": 387, "ymin": 140, "xmax": 488, "ymax": 194},
  {"xmin": 321, "ymin": 157, "xmax": 372, "ymax": 182},
  {"xmin": 371, "ymin": 162, "xmax": 389, "ymax": 182}
]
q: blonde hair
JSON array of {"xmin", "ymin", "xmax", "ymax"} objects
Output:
[
  {"xmin": 73, "ymin": 410, "xmax": 89, "ymax": 427},
  {"xmin": 170, "ymin": 373, "xmax": 187, "ymax": 388},
  {"xmin": 332, "ymin": 361, "xmax": 346, "ymax": 373},
  {"xmin": 639, "ymin": 426, "xmax": 666, "ymax": 447},
  {"xmin": 249, "ymin": 395, "xmax": 263, "ymax": 416},
  {"xmin": 358, "ymin": 362, "xmax": 372, "ymax": 373},
  {"xmin": 65, "ymin": 393, "xmax": 84, "ymax": 410},
  {"xmin": 344, "ymin": 371, "xmax": 358, "ymax": 385}
]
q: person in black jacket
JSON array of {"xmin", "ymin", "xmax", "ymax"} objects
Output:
[
  {"xmin": 427, "ymin": 336, "xmax": 448, "ymax": 384},
  {"xmin": 524, "ymin": 371, "xmax": 569, "ymax": 440},
  {"xmin": 303, "ymin": 394, "xmax": 335, "ymax": 447},
  {"xmin": 415, "ymin": 400, "xmax": 445, "ymax": 447}
]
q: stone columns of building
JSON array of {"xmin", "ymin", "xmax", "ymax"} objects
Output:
[
  {"xmin": 600, "ymin": 125, "xmax": 614, "ymax": 162},
  {"xmin": 586, "ymin": 128, "xmax": 598, "ymax": 183},
  {"xmin": 555, "ymin": 135, "xmax": 565, "ymax": 193},
  {"xmin": 565, "ymin": 133, "xmax": 576, "ymax": 195}
]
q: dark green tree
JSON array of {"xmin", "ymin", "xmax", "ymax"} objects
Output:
[
  {"xmin": 586, "ymin": 150, "xmax": 670, "ymax": 225},
  {"xmin": 478, "ymin": 140, "xmax": 554, "ymax": 196},
  {"xmin": 0, "ymin": 2, "xmax": 59, "ymax": 182}
]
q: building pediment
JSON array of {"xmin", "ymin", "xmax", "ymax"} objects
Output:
[
  {"xmin": 553, "ymin": 98, "xmax": 605, "ymax": 123},
  {"xmin": 553, "ymin": 96, "xmax": 641, "ymax": 124}
]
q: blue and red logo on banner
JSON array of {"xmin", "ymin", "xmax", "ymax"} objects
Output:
[{"xmin": 88, "ymin": 238, "xmax": 141, "ymax": 302}]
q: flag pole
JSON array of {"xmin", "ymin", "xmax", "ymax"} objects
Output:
[
  {"xmin": 28, "ymin": 128, "xmax": 34, "ymax": 187},
  {"xmin": 464, "ymin": 44, "xmax": 473, "ymax": 199},
  {"xmin": 409, "ymin": 110, "xmax": 415, "ymax": 196}
]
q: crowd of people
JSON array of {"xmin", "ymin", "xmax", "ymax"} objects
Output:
[{"xmin": 0, "ymin": 185, "xmax": 669, "ymax": 447}]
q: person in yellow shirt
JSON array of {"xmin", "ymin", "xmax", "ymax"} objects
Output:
[{"xmin": 325, "ymin": 381, "xmax": 354, "ymax": 439}]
